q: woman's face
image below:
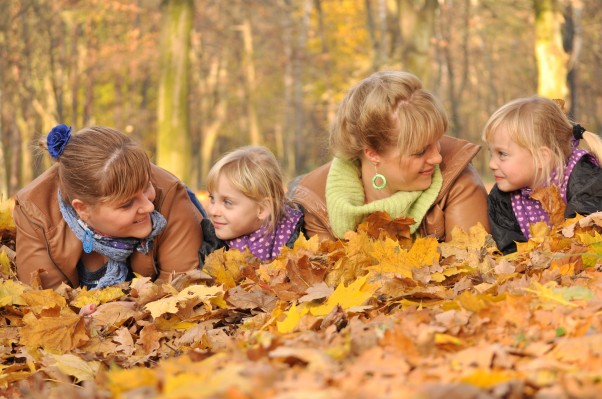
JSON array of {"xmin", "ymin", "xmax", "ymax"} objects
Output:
[
  {"xmin": 74, "ymin": 181, "xmax": 156, "ymax": 239},
  {"xmin": 375, "ymin": 139, "xmax": 443, "ymax": 194}
]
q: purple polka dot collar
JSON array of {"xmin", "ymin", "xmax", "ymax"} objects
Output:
[
  {"xmin": 511, "ymin": 148, "xmax": 597, "ymax": 239},
  {"xmin": 227, "ymin": 205, "xmax": 302, "ymax": 261}
]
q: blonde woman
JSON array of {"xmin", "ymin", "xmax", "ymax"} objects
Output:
[
  {"xmin": 200, "ymin": 146, "xmax": 305, "ymax": 263},
  {"xmin": 290, "ymin": 70, "xmax": 489, "ymax": 242},
  {"xmin": 14, "ymin": 125, "xmax": 204, "ymax": 289}
]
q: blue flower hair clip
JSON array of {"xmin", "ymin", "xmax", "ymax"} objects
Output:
[{"xmin": 47, "ymin": 124, "xmax": 72, "ymax": 159}]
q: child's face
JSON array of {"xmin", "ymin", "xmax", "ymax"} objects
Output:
[
  {"xmin": 207, "ymin": 175, "xmax": 266, "ymax": 241},
  {"xmin": 487, "ymin": 127, "xmax": 537, "ymax": 192}
]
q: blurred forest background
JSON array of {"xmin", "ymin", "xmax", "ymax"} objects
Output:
[{"xmin": 0, "ymin": 0, "xmax": 601, "ymax": 194}]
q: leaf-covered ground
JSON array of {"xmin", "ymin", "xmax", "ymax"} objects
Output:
[{"xmin": 1, "ymin": 195, "xmax": 602, "ymax": 399}]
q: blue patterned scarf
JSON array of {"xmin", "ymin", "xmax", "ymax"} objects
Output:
[{"xmin": 58, "ymin": 191, "xmax": 167, "ymax": 289}]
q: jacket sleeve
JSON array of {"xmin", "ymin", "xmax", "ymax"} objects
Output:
[
  {"xmin": 291, "ymin": 186, "xmax": 335, "ymax": 241},
  {"xmin": 441, "ymin": 164, "xmax": 491, "ymax": 239},
  {"xmin": 565, "ymin": 158, "xmax": 602, "ymax": 217},
  {"xmin": 154, "ymin": 181, "xmax": 204, "ymax": 281},
  {"xmin": 199, "ymin": 219, "xmax": 227, "ymax": 268},
  {"xmin": 488, "ymin": 185, "xmax": 525, "ymax": 254},
  {"xmin": 13, "ymin": 202, "xmax": 72, "ymax": 288},
  {"xmin": 285, "ymin": 214, "xmax": 307, "ymax": 248}
]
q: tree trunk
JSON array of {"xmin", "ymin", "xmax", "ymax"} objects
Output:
[
  {"xmin": 534, "ymin": 0, "xmax": 569, "ymax": 99},
  {"xmin": 201, "ymin": 58, "xmax": 228, "ymax": 181},
  {"xmin": 314, "ymin": 0, "xmax": 336, "ymax": 135},
  {"xmin": 0, "ymin": 9, "xmax": 8, "ymax": 196},
  {"xmin": 157, "ymin": 0, "xmax": 193, "ymax": 183},
  {"xmin": 365, "ymin": 0, "xmax": 388, "ymax": 71},
  {"xmin": 563, "ymin": 0, "xmax": 583, "ymax": 118},
  {"xmin": 239, "ymin": 15, "xmax": 261, "ymax": 146},
  {"xmin": 397, "ymin": 0, "xmax": 438, "ymax": 86},
  {"xmin": 281, "ymin": 0, "xmax": 295, "ymax": 177},
  {"xmin": 294, "ymin": 0, "xmax": 311, "ymax": 173}
]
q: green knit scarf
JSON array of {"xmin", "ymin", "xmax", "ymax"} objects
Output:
[{"xmin": 326, "ymin": 157, "xmax": 443, "ymax": 238}]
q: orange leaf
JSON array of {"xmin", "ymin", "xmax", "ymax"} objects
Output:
[
  {"xmin": 357, "ymin": 211, "xmax": 413, "ymax": 242},
  {"xmin": 20, "ymin": 315, "xmax": 89, "ymax": 353},
  {"xmin": 530, "ymin": 185, "xmax": 565, "ymax": 226}
]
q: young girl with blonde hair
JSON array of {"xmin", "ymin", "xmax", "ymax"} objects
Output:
[
  {"xmin": 200, "ymin": 146, "xmax": 304, "ymax": 262},
  {"xmin": 484, "ymin": 96, "xmax": 602, "ymax": 254}
]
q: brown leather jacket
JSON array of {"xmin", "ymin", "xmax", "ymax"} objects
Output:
[
  {"xmin": 291, "ymin": 136, "xmax": 490, "ymax": 242},
  {"xmin": 14, "ymin": 163, "xmax": 204, "ymax": 289}
]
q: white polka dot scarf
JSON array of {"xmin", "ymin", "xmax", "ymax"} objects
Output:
[
  {"xmin": 227, "ymin": 205, "xmax": 302, "ymax": 261},
  {"xmin": 511, "ymin": 148, "xmax": 597, "ymax": 239}
]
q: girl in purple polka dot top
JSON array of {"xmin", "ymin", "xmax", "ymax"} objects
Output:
[
  {"xmin": 483, "ymin": 96, "xmax": 602, "ymax": 254},
  {"xmin": 199, "ymin": 146, "xmax": 305, "ymax": 264}
]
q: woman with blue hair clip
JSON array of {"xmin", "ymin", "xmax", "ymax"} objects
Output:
[{"xmin": 14, "ymin": 125, "xmax": 205, "ymax": 289}]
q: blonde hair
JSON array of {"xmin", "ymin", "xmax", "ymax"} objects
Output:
[
  {"xmin": 40, "ymin": 126, "xmax": 151, "ymax": 205},
  {"xmin": 482, "ymin": 96, "xmax": 602, "ymax": 187},
  {"xmin": 206, "ymin": 146, "xmax": 287, "ymax": 234},
  {"xmin": 329, "ymin": 70, "xmax": 448, "ymax": 160}
]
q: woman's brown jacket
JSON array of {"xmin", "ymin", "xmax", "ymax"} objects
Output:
[
  {"xmin": 290, "ymin": 136, "xmax": 490, "ymax": 242},
  {"xmin": 14, "ymin": 163, "xmax": 204, "ymax": 289}
]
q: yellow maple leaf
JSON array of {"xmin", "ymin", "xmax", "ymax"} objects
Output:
[
  {"xmin": 456, "ymin": 291, "xmax": 490, "ymax": 312},
  {"xmin": 20, "ymin": 315, "xmax": 89, "ymax": 353},
  {"xmin": 367, "ymin": 237, "xmax": 439, "ymax": 278},
  {"xmin": 144, "ymin": 284, "xmax": 224, "ymax": 319},
  {"xmin": 276, "ymin": 302, "xmax": 308, "ymax": 333},
  {"xmin": 89, "ymin": 302, "xmax": 140, "ymax": 332},
  {"xmin": 162, "ymin": 361, "xmax": 249, "ymax": 398},
  {"xmin": 366, "ymin": 237, "xmax": 413, "ymax": 277},
  {"xmin": 550, "ymin": 260, "xmax": 575, "ymax": 275},
  {"xmin": 560, "ymin": 214, "xmax": 585, "ymax": 237},
  {"xmin": 576, "ymin": 231, "xmax": 602, "ymax": 245},
  {"xmin": 21, "ymin": 289, "xmax": 67, "ymax": 316},
  {"xmin": 460, "ymin": 369, "xmax": 521, "ymax": 388},
  {"xmin": 203, "ymin": 248, "xmax": 246, "ymax": 289},
  {"xmin": 0, "ymin": 197, "xmax": 15, "ymax": 230},
  {"xmin": 46, "ymin": 352, "xmax": 100, "ymax": 383},
  {"xmin": 0, "ymin": 251, "xmax": 13, "ymax": 277},
  {"xmin": 70, "ymin": 286, "xmax": 125, "ymax": 308},
  {"xmin": 0, "ymin": 363, "xmax": 34, "ymax": 387},
  {"xmin": 523, "ymin": 282, "xmax": 578, "ymax": 308},
  {"xmin": 0, "ymin": 279, "xmax": 27, "ymax": 306},
  {"xmin": 515, "ymin": 222, "xmax": 550, "ymax": 253},
  {"xmin": 344, "ymin": 229, "xmax": 373, "ymax": 258},
  {"xmin": 288, "ymin": 233, "xmax": 320, "ymax": 253},
  {"xmin": 129, "ymin": 275, "xmax": 163, "ymax": 306},
  {"xmin": 308, "ymin": 275, "xmax": 376, "ymax": 316},
  {"xmin": 107, "ymin": 366, "xmax": 157, "ymax": 398},
  {"xmin": 257, "ymin": 256, "xmax": 287, "ymax": 282},
  {"xmin": 407, "ymin": 237, "xmax": 440, "ymax": 267},
  {"xmin": 440, "ymin": 223, "xmax": 492, "ymax": 259},
  {"xmin": 530, "ymin": 222, "xmax": 550, "ymax": 242},
  {"xmin": 435, "ymin": 333, "xmax": 464, "ymax": 346}
]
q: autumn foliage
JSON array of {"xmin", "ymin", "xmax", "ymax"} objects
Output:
[{"xmin": 1, "ymin": 192, "xmax": 602, "ymax": 398}]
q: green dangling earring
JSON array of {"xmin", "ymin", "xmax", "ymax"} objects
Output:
[{"xmin": 372, "ymin": 172, "xmax": 387, "ymax": 190}]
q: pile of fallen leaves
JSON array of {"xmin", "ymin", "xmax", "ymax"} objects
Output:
[{"xmin": 1, "ymin": 191, "xmax": 602, "ymax": 399}]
